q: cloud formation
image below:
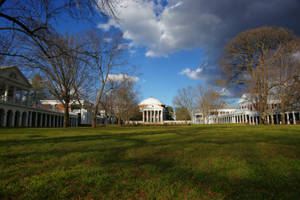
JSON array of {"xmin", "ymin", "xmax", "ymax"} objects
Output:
[
  {"xmin": 99, "ymin": 0, "xmax": 300, "ymax": 95},
  {"xmin": 99, "ymin": 0, "xmax": 300, "ymax": 58},
  {"xmin": 179, "ymin": 68, "xmax": 203, "ymax": 80},
  {"xmin": 107, "ymin": 74, "xmax": 139, "ymax": 82}
]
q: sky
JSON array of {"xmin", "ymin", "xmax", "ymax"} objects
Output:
[{"xmin": 60, "ymin": 0, "xmax": 300, "ymax": 106}]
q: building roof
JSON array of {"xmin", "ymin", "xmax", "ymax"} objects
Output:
[
  {"xmin": 0, "ymin": 65, "xmax": 32, "ymax": 89},
  {"xmin": 139, "ymin": 97, "xmax": 163, "ymax": 106}
]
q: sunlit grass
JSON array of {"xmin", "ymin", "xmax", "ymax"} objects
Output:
[{"xmin": 0, "ymin": 125, "xmax": 299, "ymax": 199}]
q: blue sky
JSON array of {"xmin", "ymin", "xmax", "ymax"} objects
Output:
[{"xmin": 55, "ymin": 0, "xmax": 300, "ymax": 106}]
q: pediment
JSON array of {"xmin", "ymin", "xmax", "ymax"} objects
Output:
[{"xmin": 0, "ymin": 66, "xmax": 32, "ymax": 89}]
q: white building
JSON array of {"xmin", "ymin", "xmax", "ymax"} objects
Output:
[
  {"xmin": 0, "ymin": 66, "xmax": 78, "ymax": 127},
  {"xmin": 139, "ymin": 98, "xmax": 165, "ymax": 123},
  {"xmin": 193, "ymin": 94, "xmax": 299, "ymax": 125},
  {"xmin": 40, "ymin": 99, "xmax": 94, "ymax": 126}
]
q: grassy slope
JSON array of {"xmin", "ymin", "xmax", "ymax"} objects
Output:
[{"xmin": 0, "ymin": 125, "xmax": 299, "ymax": 200}]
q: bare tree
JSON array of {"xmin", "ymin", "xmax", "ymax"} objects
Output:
[
  {"xmin": 85, "ymin": 31, "xmax": 127, "ymax": 128},
  {"xmin": 196, "ymin": 85, "xmax": 223, "ymax": 124},
  {"xmin": 220, "ymin": 26, "xmax": 297, "ymax": 124},
  {"xmin": 271, "ymin": 39, "xmax": 300, "ymax": 124},
  {"xmin": 102, "ymin": 77, "xmax": 140, "ymax": 125},
  {"xmin": 174, "ymin": 107, "xmax": 190, "ymax": 121},
  {"xmin": 173, "ymin": 86, "xmax": 197, "ymax": 120},
  {"xmin": 0, "ymin": 0, "xmax": 118, "ymax": 63},
  {"xmin": 24, "ymin": 34, "xmax": 89, "ymax": 128}
]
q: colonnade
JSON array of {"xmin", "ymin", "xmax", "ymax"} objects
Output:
[
  {"xmin": 0, "ymin": 107, "xmax": 78, "ymax": 128},
  {"xmin": 0, "ymin": 83, "xmax": 31, "ymax": 106},
  {"xmin": 218, "ymin": 112, "xmax": 299, "ymax": 125},
  {"xmin": 142, "ymin": 110, "xmax": 163, "ymax": 123}
]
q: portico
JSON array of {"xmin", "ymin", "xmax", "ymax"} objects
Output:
[
  {"xmin": 139, "ymin": 98, "xmax": 165, "ymax": 123},
  {"xmin": 0, "ymin": 66, "xmax": 78, "ymax": 128}
]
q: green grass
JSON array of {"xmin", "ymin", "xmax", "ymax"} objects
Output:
[{"xmin": 0, "ymin": 125, "xmax": 300, "ymax": 200}]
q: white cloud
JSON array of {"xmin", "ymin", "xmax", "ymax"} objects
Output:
[
  {"xmin": 98, "ymin": 0, "xmax": 223, "ymax": 57},
  {"xmin": 219, "ymin": 88, "xmax": 231, "ymax": 97},
  {"xmin": 107, "ymin": 74, "xmax": 139, "ymax": 82},
  {"xmin": 179, "ymin": 67, "xmax": 203, "ymax": 80},
  {"xmin": 98, "ymin": 0, "xmax": 299, "ymax": 59}
]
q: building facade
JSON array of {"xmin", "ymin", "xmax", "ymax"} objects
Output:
[
  {"xmin": 0, "ymin": 66, "xmax": 78, "ymax": 128},
  {"xmin": 139, "ymin": 98, "xmax": 165, "ymax": 123},
  {"xmin": 193, "ymin": 94, "xmax": 300, "ymax": 125}
]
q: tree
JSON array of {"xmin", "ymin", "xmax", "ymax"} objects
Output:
[
  {"xmin": 30, "ymin": 73, "xmax": 50, "ymax": 100},
  {"xmin": 85, "ymin": 31, "xmax": 127, "ymax": 128},
  {"xmin": 165, "ymin": 106, "xmax": 174, "ymax": 120},
  {"xmin": 0, "ymin": 0, "xmax": 118, "ymax": 63},
  {"xmin": 270, "ymin": 39, "xmax": 300, "ymax": 124},
  {"xmin": 24, "ymin": 34, "xmax": 89, "ymax": 128},
  {"xmin": 220, "ymin": 26, "xmax": 297, "ymax": 124},
  {"xmin": 175, "ymin": 107, "xmax": 190, "ymax": 121},
  {"xmin": 102, "ymin": 76, "xmax": 140, "ymax": 125},
  {"xmin": 173, "ymin": 86, "xmax": 197, "ymax": 120},
  {"xmin": 196, "ymin": 86, "xmax": 223, "ymax": 124}
]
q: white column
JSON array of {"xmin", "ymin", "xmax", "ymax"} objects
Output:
[
  {"xmin": 146, "ymin": 110, "xmax": 148, "ymax": 122},
  {"xmin": 293, "ymin": 112, "xmax": 296, "ymax": 125},
  {"xmin": 4, "ymin": 84, "xmax": 9, "ymax": 101},
  {"xmin": 142, "ymin": 111, "xmax": 145, "ymax": 122},
  {"xmin": 150, "ymin": 110, "xmax": 152, "ymax": 123},
  {"xmin": 161, "ymin": 110, "xmax": 163, "ymax": 122},
  {"xmin": 267, "ymin": 115, "xmax": 270, "ymax": 124},
  {"xmin": 287, "ymin": 112, "xmax": 290, "ymax": 125}
]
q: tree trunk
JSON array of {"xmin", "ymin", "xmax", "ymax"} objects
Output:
[
  {"xmin": 261, "ymin": 111, "xmax": 267, "ymax": 125},
  {"xmin": 91, "ymin": 110, "xmax": 97, "ymax": 128},
  {"xmin": 63, "ymin": 105, "xmax": 69, "ymax": 128},
  {"xmin": 281, "ymin": 112, "xmax": 286, "ymax": 124},
  {"xmin": 270, "ymin": 112, "xmax": 274, "ymax": 125}
]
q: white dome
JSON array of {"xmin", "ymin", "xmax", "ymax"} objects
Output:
[{"xmin": 139, "ymin": 97, "xmax": 163, "ymax": 106}]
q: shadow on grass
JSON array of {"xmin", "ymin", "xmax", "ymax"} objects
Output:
[{"xmin": 1, "ymin": 126, "xmax": 300, "ymax": 199}]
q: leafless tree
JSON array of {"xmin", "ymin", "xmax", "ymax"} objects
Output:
[
  {"xmin": 102, "ymin": 77, "xmax": 140, "ymax": 125},
  {"xmin": 24, "ymin": 34, "xmax": 89, "ymax": 128},
  {"xmin": 174, "ymin": 107, "xmax": 190, "ymax": 121},
  {"xmin": 270, "ymin": 39, "xmax": 300, "ymax": 124},
  {"xmin": 220, "ymin": 26, "xmax": 297, "ymax": 124},
  {"xmin": 0, "ymin": 0, "xmax": 118, "ymax": 62},
  {"xmin": 173, "ymin": 86, "xmax": 197, "ymax": 120},
  {"xmin": 84, "ymin": 31, "xmax": 127, "ymax": 128},
  {"xmin": 196, "ymin": 85, "xmax": 223, "ymax": 124}
]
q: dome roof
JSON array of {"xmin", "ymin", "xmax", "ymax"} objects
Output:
[{"xmin": 139, "ymin": 97, "xmax": 163, "ymax": 106}]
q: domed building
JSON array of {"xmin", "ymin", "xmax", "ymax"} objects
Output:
[{"xmin": 139, "ymin": 97, "xmax": 165, "ymax": 123}]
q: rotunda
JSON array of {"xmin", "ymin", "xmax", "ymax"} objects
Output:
[{"xmin": 139, "ymin": 97, "xmax": 165, "ymax": 123}]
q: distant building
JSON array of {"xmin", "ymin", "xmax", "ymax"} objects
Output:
[
  {"xmin": 193, "ymin": 94, "xmax": 300, "ymax": 125},
  {"xmin": 0, "ymin": 66, "xmax": 78, "ymax": 127},
  {"xmin": 40, "ymin": 100, "xmax": 95, "ymax": 126},
  {"xmin": 139, "ymin": 98, "xmax": 166, "ymax": 123}
]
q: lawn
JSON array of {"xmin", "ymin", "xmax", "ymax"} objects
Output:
[{"xmin": 0, "ymin": 125, "xmax": 300, "ymax": 200}]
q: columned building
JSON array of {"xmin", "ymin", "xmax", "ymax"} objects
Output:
[
  {"xmin": 139, "ymin": 98, "xmax": 165, "ymax": 123},
  {"xmin": 193, "ymin": 94, "xmax": 300, "ymax": 125},
  {"xmin": 0, "ymin": 66, "xmax": 78, "ymax": 128}
]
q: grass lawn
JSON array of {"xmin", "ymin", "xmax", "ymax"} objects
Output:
[{"xmin": 0, "ymin": 125, "xmax": 300, "ymax": 200}]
